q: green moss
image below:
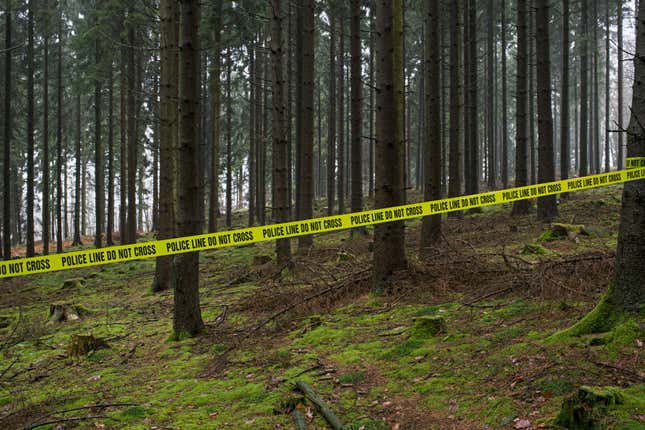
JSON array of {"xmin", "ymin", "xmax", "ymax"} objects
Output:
[
  {"xmin": 339, "ymin": 371, "xmax": 364, "ymax": 384},
  {"xmin": 410, "ymin": 316, "xmax": 446, "ymax": 338},
  {"xmin": 522, "ymin": 243, "xmax": 550, "ymax": 255},
  {"xmin": 381, "ymin": 337, "xmax": 424, "ymax": 360},
  {"xmin": 554, "ymin": 386, "xmax": 625, "ymax": 429},
  {"xmin": 538, "ymin": 379, "xmax": 574, "ymax": 396},
  {"xmin": 548, "ymin": 286, "xmax": 624, "ymax": 341}
]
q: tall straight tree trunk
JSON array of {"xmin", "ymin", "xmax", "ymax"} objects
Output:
[
  {"xmin": 327, "ymin": 12, "xmax": 336, "ymax": 215},
  {"xmin": 3, "ymin": 0, "xmax": 11, "ymax": 259},
  {"xmin": 107, "ymin": 59, "xmax": 115, "ymax": 245},
  {"xmin": 119, "ymin": 45, "xmax": 127, "ymax": 243},
  {"xmin": 561, "ymin": 0, "xmax": 570, "ymax": 189},
  {"xmin": 604, "ymin": 0, "xmax": 610, "ymax": 172},
  {"xmin": 297, "ymin": 0, "xmax": 314, "ymax": 251},
  {"xmin": 449, "ymin": 0, "xmax": 462, "ymax": 214},
  {"xmin": 338, "ymin": 18, "xmax": 346, "ymax": 215},
  {"xmin": 463, "ymin": 0, "xmax": 470, "ymax": 200},
  {"xmin": 350, "ymin": 0, "xmax": 363, "ymax": 218},
  {"xmin": 94, "ymin": 20, "xmax": 103, "ymax": 248},
  {"xmin": 173, "ymin": 0, "xmax": 205, "ymax": 336},
  {"xmin": 610, "ymin": 0, "xmax": 645, "ymax": 312},
  {"xmin": 208, "ymin": 0, "xmax": 222, "ymax": 233},
  {"xmin": 152, "ymin": 72, "xmax": 159, "ymax": 232},
  {"xmin": 501, "ymin": 0, "xmax": 509, "ymax": 189},
  {"xmin": 617, "ymin": 0, "xmax": 624, "ymax": 169},
  {"xmin": 529, "ymin": 3, "xmax": 536, "ymax": 185},
  {"xmin": 255, "ymin": 36, "xmax": 265, "ymax": 225},
  {"xmin": 73, "ymin": 94, "xmax": 82, "ymax": 246},
  {"xmin": 270, "ymin": 0, "xmax": 292, "ymax": 266},
  {"xmin": 43, "ymin": 3, "xmax": 50, "ymax": 255},
  {"xmin": 592, "ymin": 0, "xmax": 600, "ymax": 174},
  {"xmin": 468, "ymin": 0, "xmax": 480, "ymax": 205},
  {"xmin": 369, "ymin": 6, "xmax": 375, "ymax": 198},
  {"xmin": 373, "ymin": 0, "xmax": 406, "ymax": 294},
  {"xmin": 26, "ymin": 0, "xmax": 35, "ymax": 256},
  {"xmin": 535, "ymin": 0, "xmax": 558, "ymax": 220},
  {"xmin": 56, "ymin": 11, "xmax": 64, "ymax": 253},
  {"xmin": 287, "ymin": 3, "xmax": 293, "ymax": 217},
  {"xmin": 126, "ymin": 26, "xmax": 137, "ymax": 243},
  {"xmin": 580, "ymin": 1, "xmax": 589, "ymax": 176},
  {"xmin": 421, "ymin": 0, "xmax": 441, "ymax": 251},
  {"xmin": 512, "ymin": 0, "xmax": 530, "ymax": 216},
  {"xmin": 248, "ymin": 42, "xmax": 256, "ymax": 226},
  {"xmin": 226, "ymin": 52, "xmax": 233, "ymax": 227},
  {"xmin": 486, "ymin": 0, "xmax": 495, "ymax": 190},
  {"xmin": 153, "ymin": 0, "xmax": 179, "ymax": 292}
]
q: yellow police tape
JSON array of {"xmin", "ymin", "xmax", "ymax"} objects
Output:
[{"xmin": 1, "ymin": 159, "xmax": 644, "ymax": 279}]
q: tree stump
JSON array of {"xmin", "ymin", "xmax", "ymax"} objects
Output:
[
  {"xmin": 554, "ymin": 386, "xmax": 624, "ymax": 429},
  {"xmin": 67, "ymin": 335, "xmax": 109, "ymax": 358},
  {"xmin": 411, "ymin": 316, "xmax": 447, "ymax": 339}
]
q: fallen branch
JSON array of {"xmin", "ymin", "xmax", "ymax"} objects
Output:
[
  {"xmin": 293, "ymin": 408, "xmax": 308, "ymax": 430},
  {"xmin": 25, "ymin": 415, "xmax": 115, "ymax": 429},
  {"xmin": 295, "ymin": 381, "xmax": 344, "ymax": 430}
]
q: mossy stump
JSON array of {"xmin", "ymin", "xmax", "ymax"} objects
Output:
[
  {"xmin": 67, "ymin": 335, "xmax": 109, "ymax": 358},
  {"xmin": 411, "ymin": 316, "xmax": 446, "ymax": 339},
  {"xmin": 539, "ymin": 223, "xmax": 588, "ymax": 242},
  {"xmin": 554, "ymin": 386, "xmax": 624, "ymax": 429}
]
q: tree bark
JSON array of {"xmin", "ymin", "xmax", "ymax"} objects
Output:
[
  {"xmin": 501, "ymin": 0, "xmax": 509, "ymax": 189},
  {"xmin": 350, "ymin": 0, "xmax": 363, "ymax": 218},
  {"xmin": 604, "ymin": 0, "xmax": 610, "ymax": 173},
  {"xmin": 561, "ymin": 0, "xmax": 570, "ymax": 191},
  {"xmin": 535, "ymin": 0, "xmax": 558, "ymax": 221},
  {"xmin": 373, "ymin": 0, "xmax": 406, "ymax": 294},
  {"xmin": 126, "ymin": 26, "xmax": 138, "ymax": 244},
  {"xmin": 93, "ymin": 18, "xmax": 103, "ymax": 249},
  {"xmin": 208, "ymin": 0, "xmax": 222, "ymax": 233},
  {"xmin": 421, "ymin": 0, "xmax": 441, "ymax": 252},
  {"xmin": 449, "ymin": 0, "xmax": 462, "ymax": 215},
  {"xmin": 486, "ymin": 0, "xmax": 496, "ymax": 190},
  {"xmin": 270, "ymin": 0, "xmax": 292, "ymax": 266},
  {"xmin": 26, "ymin": 0, "xmax": 35, "ymax": 256},
  {"xmin": 338, "ymin": 15, "xmax": 346, "ymax": 216},
  {"xmin": 107, "ymin": 58, "xmax": 115, "ymax": 246},
  {"xmin": 580, "ymin": 0, "xmax": 589, "ymax": 176},
  {"xmin": 617, "ymin": 0, "xmax": 624, "ymax": 169},
  {"xmin": 3, "ymin": 0, "xmax": 11, "ymax": 259},
  {"xmin": 73, "ymin": 93, "xmax": 82, "ymax": 246},
  {"xmin": 297, "ymin": 0, "xmax": 315, "ymax": 251},
  {"xmin": 153, "ymin": 0, "xmax": 179, "ymax": 292},
  {"xmin": 56, "ymin": 9, "xmax": 64, "ymax": 253},
  {"xmin": 173, "ymin": 0, "xmax": 205, "ymax": 336},
  {"xmin": 512, "ymin": 0, "xmax": 530, "ymax": 216},
  {"xmin": 327, "ymin": 12, "xmax": 336, "ymax": 216},
  {"xmin": 226, "ymin": 51, "xmax": 233, "ymax": 228}
]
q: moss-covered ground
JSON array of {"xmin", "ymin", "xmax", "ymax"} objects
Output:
[{"xmin": 0, "ymin": 185, "xmax": 643, "ymax": 429}]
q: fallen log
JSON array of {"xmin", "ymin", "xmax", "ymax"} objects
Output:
[
  {"xmin": 295, "ymin": 381, "xmax": 344, "ymax": 430},
  {"xmin": 293, "ymin": 407, "xmax": 307, "ymax": 430}
]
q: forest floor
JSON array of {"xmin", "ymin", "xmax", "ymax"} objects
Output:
[{"xmin": 0, "ymin": 185, "xmax": 643, "ymax": 430}]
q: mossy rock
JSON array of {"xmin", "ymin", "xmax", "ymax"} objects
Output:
[
  {"xmin": 410, "ymin": 316, "xmax": 446, "ymax": 339},
  {"xmin": 554, "ymin": 386, "xmax": 624, "ymax": 429},
  {"xmin": 539, "ymin": 223, "xmax": 588, "ymax": 242},
  {"xmin": 61, "ymin": 278, "xmax": 86, "ymax": 289},
  {"xmin": 67, "ymin": 335, "xmax": 109, "ymax": 358},
  {"xmin": 521, "ymin": 243, "xmax": 549, "ymax": 255}
]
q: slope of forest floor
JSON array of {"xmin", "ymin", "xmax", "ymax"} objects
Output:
[{"xmin": 0, "ymin": 185, "xmax": 643, "ymax": 430}]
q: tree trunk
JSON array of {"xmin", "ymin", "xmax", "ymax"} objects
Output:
[
  {"xmin": 119, "ymin": 43, "xmax": 127, "ymax": 243},
  {"xmin": 373, "ymin": 0, "xmax": 406, "ymax": 294},
  {"xmin": 617, "ymin": 0, "xmax": 624, "ymax": 169},
  {"xmin": 592, "ymin": 0, "xmax": 600, "ymax": 174},
  {"xmin": 512, "ymin": 0, "xmax": 530, "ymax": 216},
  {"xmin": 338, "ymin": 16, "xmax": 345, "ymax": 216},
  {"xmin": 56, "ymin": 10, "xmax": 64, "ymax": 253},
  {"xmin": 327, "ymin": 12, "xmax": 336, "ymax": 216},
  {"xmin": 297, "ymin": 0, "xmax": 315, "ymax": 251},
  {"xmin": 107, "ymin": 58, "xmax": 115, "ymax": 246},
  {"xmin": 535, "ymin": 0, "xmax": 558, "ymax": 221},
  {"xmin": 248, "ymin": 41, "xmax": 256, "ymax": 226},
  {"xmin": 561, "ymin": 0, "xmax": 570, "ymax": 190},
  {"xmin": 486, "ymin": 0, "xmax": 495, "ymax": 190},
  {"xmin": 208, "ymin": 0, "xmax": 222, "ymax": 233},
  {"xmin": 43, "ymin": 2, "xmax": 50, "ymax": 255},
  {"xmin": 3, "ymin": 0, "xmax": 11, "ymax": 259},
  {"xmin": 580, "ymin": 0, "xmax": 589, "ymax": 176},
  {"xmin": 421, "ymin": 0, "xmax": 441, "ymax": 252},
  {"xmin": 226, "ymin": 51, "xmax": 233, "ymax": 228},
  {"xmin": 350, "ymin": 0, "xmax": 363, "ymax": 218},
  {"xmin": 153, "ymin": 0, "xmax": 179, "ymax": 293},
  {"xmin": 26, "ymin": 0, "xmax": 35, "ymax": 256},
  {"xmin": 528, "ymin": 3, "xmax": 536, "ymax": 185},
  {"xmin": 73, "ymin": 93, "xmax": 82, "ymax": 246},
  {"xmin": 449, "ymin": 0, "xmax": 462, "ymax": 215},
  {"xmin": 604, "ymin": 0, "xmax": 610, "ymax": 173},
  {"xmin": 369, "ymin": 6, "xmax": 375, "ymax": 198},
  {"xmin": 126, "ymin": 26, "xmax": 137, "ymax": 244},
  {"xmin": 501, "ymin": 0, "xmax": 509, "ymax": 189},
  {"xmin": 173, "ymin": 0, "xmax": 205, "ymax": 336},
  {"xmin": 270, "ymin": 0, "xmax": 292, "ymax": 266}
]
